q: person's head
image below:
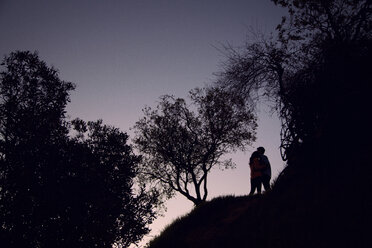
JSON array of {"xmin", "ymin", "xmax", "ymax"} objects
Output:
[{"xmin": 257, "ymin": 147, "xmax": 265, "ymax": 155}]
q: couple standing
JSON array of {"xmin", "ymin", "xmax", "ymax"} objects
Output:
[{"xmin": 249, "ymin": 147, "xmax": 271, "ymax": 195}]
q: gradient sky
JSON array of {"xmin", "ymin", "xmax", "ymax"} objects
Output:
[{"xmin": 0, "ymin": 0, "xmax": 287, "ymax": 245}]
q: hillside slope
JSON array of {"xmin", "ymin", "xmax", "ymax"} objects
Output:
[{"xmin": 147, "ymin": 146, "xmax": 371, "ymax": 248}]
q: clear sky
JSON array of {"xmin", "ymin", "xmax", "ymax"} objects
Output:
[{"xmin": 0, "ymin": 0, "xmax": 287, "ymax": 246}]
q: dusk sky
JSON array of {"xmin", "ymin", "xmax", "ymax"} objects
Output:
[{"xmin": 0, "ymin": 0, "xmax": 287, "ymax": 245}]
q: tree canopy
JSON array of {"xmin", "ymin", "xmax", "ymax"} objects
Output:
[
  {"xmin": 210, "ymin": 2, "xmax": 371, "ymax": 246},
  {"xmin": 216, "ymin": 0, "xmax": 372, "ymax": 160},
  {"xmin": 0, "ymin": 51, "xmax": 157, "ymax": 248},
  {"xmin": 133, "ymin": 87, "xmax": 257, "ymax": 206}
]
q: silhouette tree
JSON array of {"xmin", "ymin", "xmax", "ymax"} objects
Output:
[
  {"xmin": 68, "ymin": 119, "xmax": 158, "ymax": 248},
  {"xmin": 211, "ymin": 2, "xmax": 371, "ymax": 246},
  {"xmin": 0, "ymin": 51, "xmax": 158, "ymax": 248},
  {"xmin": 133, "ymin": 87, "xmax": 257, "ymax": 206},
  {"xmin": 216, "ymin": 0, "xmax": 372, "ymax": 160}
]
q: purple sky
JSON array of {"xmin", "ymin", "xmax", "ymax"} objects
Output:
[{"xmin": 0, "ymin": 0, "xmax": 287, "ymax": 245}]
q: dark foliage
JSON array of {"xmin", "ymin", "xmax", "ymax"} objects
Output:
[
  {"xmin": 0, "ymin": 51, "xmax": 157, "ymax": 248},
  {"xmin": 217, "ymin": 0, "xmax": 372, "ymax": 161},
  {"xmin": 272, "ymin": 0, "xmax": 372, "ymax": 161}
]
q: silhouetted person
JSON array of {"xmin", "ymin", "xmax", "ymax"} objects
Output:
[
  {"xmin": 249, "ymin": 149, "xmax": 265, "ymax": 195},
  {"xmin": 257, "ymin": 146, "xmax": 271, "ymax": 191}
]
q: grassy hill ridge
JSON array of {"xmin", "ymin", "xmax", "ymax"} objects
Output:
[
  {"xmin": 146, "ymin": 150, "xmax": 371, "ymax": 248},
  {"xmin": 147, "ymin": 195, "xmax": 261, "ymax": 248}
]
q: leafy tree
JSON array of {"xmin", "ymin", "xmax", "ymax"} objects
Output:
[
  {"xmin": 212, "ymin": 2, "xmax": 371, "ymax": 246},
  {"xmin": 0, "ymin": 51, "xmax": 157, "ymax": 248},
  {"xmin": 67, "ymin": 119, "xmax": 158, "ymax": 248},
  {"xmin": 216, "ymin": 0, "xmax": 372, "ymax": 160},
  {"xmin": 133, "ymin": 87, "xmax": 257, "ymax": 206},
  {"xmin": 0, "ymin": 51, "xmax": 75, "ymax": 248},
  {"xmin": 274, "ymin": 0, "xmax": 372, "ymax": 45}
]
